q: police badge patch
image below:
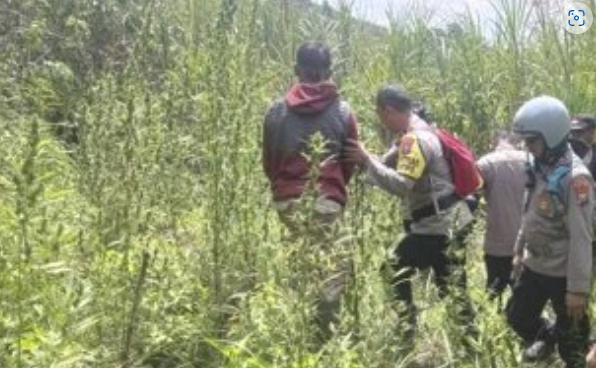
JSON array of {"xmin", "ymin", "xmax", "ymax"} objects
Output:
[
  {"xmin": 572, "ymin": 176, "xmax": 591, "ymax": 205},
  {"xmin": 397, "ymin": 134, "xmax": 426, "ymax": 180},
  {"xmin": 537, "ymin": 193, "xmax": 551, "ymax": 214},
  {"xmin": 400, "ymin": 135, "xmax": 415, "ymax": 155}
]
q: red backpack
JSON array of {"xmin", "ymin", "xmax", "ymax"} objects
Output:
[{"xmin": 435, "ymin": 128, "xmax": 482, "ymax": 198}]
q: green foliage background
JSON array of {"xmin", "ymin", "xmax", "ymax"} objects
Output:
[{"xmin": 0, "ymin": 0, "xmax": 594, "ymax": 367}]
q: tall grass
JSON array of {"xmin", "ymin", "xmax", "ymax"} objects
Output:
[{"xmin": 0, "ymin": 0, "xmax": 594, "ymax": 367}]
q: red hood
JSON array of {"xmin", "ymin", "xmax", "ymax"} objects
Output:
[{"xmin": 285, "ymin": 82, "xmax": 338, "ymax": 114}]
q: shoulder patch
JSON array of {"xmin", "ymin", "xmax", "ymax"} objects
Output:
[
  {"xmin": 397, "ymin": 133, "xmax": 426, "ymax": 180},
  {"xmin": 400, "ymin": 135, "xmax": 416, "ymax": 155},
  {"xmin": 572, "ymin": 176, "xmax": 592, "ymax": 205}
]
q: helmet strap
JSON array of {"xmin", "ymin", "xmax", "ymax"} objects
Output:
[{"xmin": 541, "ymin": 139, "xmax": 568, "ymax": 166}]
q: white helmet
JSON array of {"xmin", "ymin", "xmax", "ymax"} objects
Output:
[{"xmin": 513, "ymin": 96, "xmax": 570, "ymax": 149}]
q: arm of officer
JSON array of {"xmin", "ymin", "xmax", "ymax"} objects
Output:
[
  {"xmin": 381, "ymin": 145, "xmax": 399, "ymax": 167},
  {"xmin": 362, "ymin": 143, "xmax": 394, "ymax": 183},
  {"xmin": 365, "ymin": 132, "xmax": 426, "ymax": 197},
  {"xmin": 476, "ymin": 155, "xmax": 493, "ymax": 192},
  {"xmin": 511, "ymin": 223, "xmax": 526, "ymax": 280},
  {"xmin": 361, "ymin": 143, "xmax": 399, "ymax": 187},
  {"xmin": 513, "ymin": 219, "xmax": 526, "ymax": 256},
  {"xmin": 566, "ymin": 175, "xmax": 594, "ymax": 295},
  {"xmin": 364, "ymin": 157, "xmax": 417, "ymax": 196}
]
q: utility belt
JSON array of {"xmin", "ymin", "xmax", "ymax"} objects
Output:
[{"xmin": 411, "ymin": 193, "xmax": 460, "ymax": 222}]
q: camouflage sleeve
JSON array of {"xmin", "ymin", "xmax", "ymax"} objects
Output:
[{"xmin": 566, "ymin": 174, "xmax": 594, "ymax": 294}]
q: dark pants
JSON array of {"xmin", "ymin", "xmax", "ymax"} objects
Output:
[
  {"xmin": 391, "ymin": 229, "xmax": 475, "ymax": 334},
  {"xmin": 484, "ymin": 254, "xmax": 513, "ymax": 297},
  {"xmin": 506, "ymin": 268, "xmax": 590, "ymax": 368}
]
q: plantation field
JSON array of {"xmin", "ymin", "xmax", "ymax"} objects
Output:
[{"xmin": 0, "ymin": 0, "xmax": 595, "ymax": 367}]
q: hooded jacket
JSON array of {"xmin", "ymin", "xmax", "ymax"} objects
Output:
[{"xmin": 262, "ymin": 81, "xmax": 358, "ymax": 205}]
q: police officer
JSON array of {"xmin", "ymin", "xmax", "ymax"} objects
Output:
[
  {"xmin": 570, "ymin": 115, "xmax": 596, "ymax": 367},
  {"xmin": 476, "ymin": 131, "xmax": 527, "ymax": 302},
  {"xmin": 570, "ymin": 114, "xmax": 596, "ymax": 178},
  {"xmin": 507, "ymin": 96, "xmax": 593, "ymax": 367},
  {"xmin": 345, "ymin": 85, "xmax": 475, "ymax": 344}
]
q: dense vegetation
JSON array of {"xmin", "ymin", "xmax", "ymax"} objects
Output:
[{"xmin": 1, "ymin": 0, "xmax": 595, "ymax": 367}]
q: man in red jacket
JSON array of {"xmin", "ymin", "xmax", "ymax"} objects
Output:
[{"xmin": 262, "ymin": 41, "xmax": 359, "ymax": 344}]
